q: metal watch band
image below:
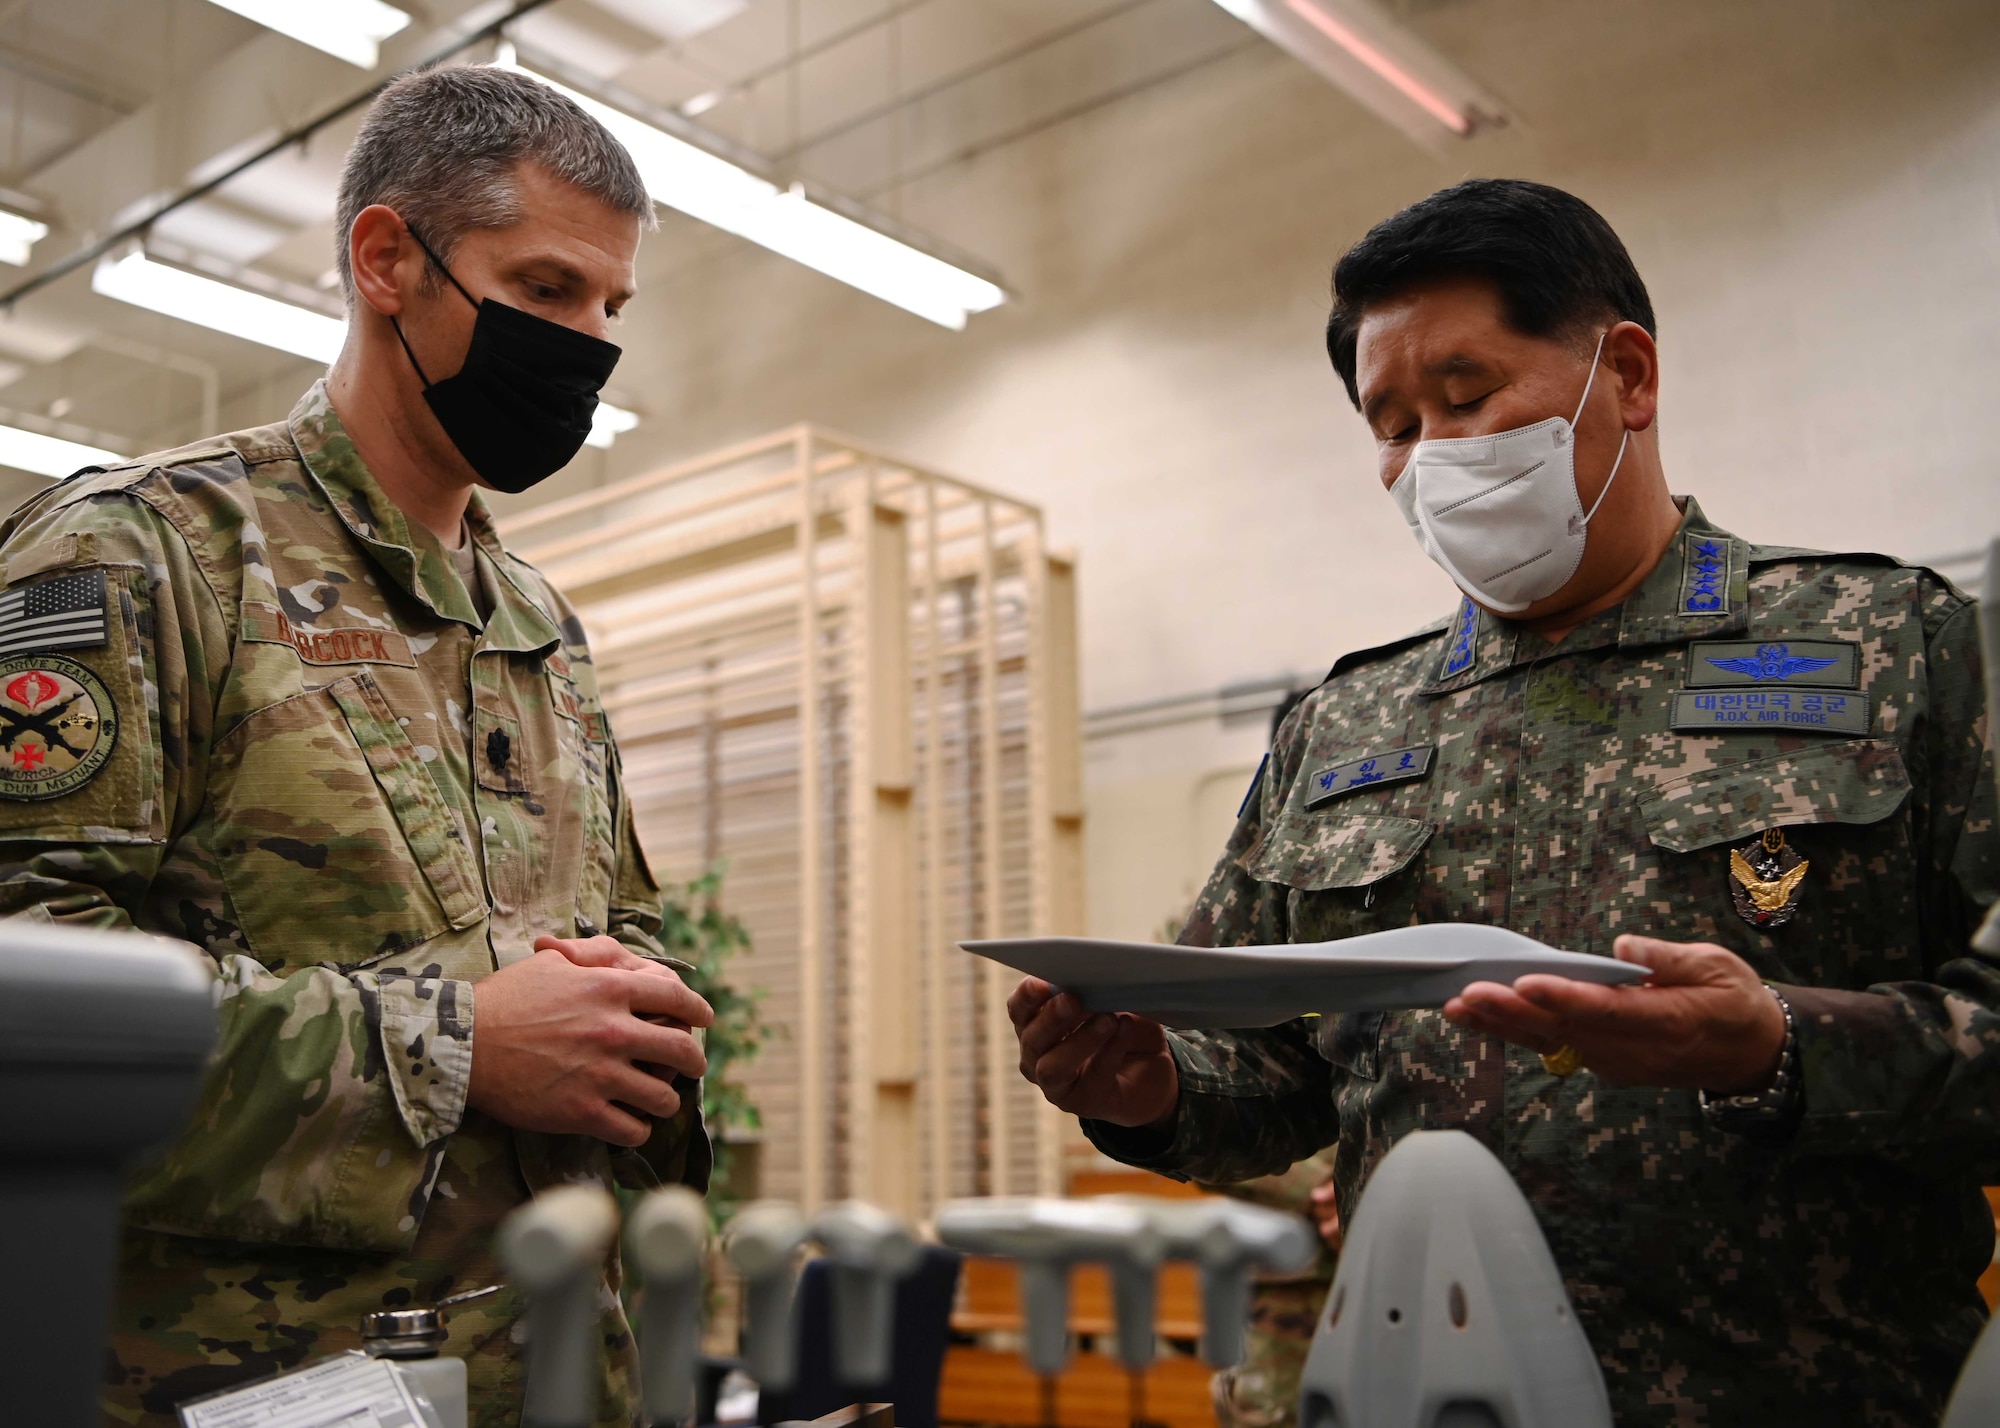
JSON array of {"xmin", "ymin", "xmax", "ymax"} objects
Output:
[{"xmin": 1699, "ymin": 983, "xmax": 1800, "ymax": 1126}]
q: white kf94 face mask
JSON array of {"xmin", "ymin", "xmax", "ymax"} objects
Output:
[{"xmin": 1387, "ymin": 331, "xmax": 1630, "ymax": 614}]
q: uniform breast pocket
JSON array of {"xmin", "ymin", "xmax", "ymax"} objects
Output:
[
  {"xmin": 1636, "ymin": 738, "xmax": 1916, "ymax": 981},
  {"xmin": 475, "ymin": 661, "xmax": 616, "ymax": 929},
  {"xmin": 1241, "ymin": 810, "xmax": 1434, "ymax": 1080},
  {"xmin": 207, "ymin": 672, "xmax": 486, "ymax": 971},
  {"xmin": 557, "ymin": 706, "xmax": 617, "ymax": 928}
]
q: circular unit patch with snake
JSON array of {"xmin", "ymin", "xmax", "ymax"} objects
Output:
[{"xmin": 0, "ymin": 653, "xmax": 117, "ymax": 800}]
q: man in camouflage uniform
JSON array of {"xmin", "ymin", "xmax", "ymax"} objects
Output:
[
  {"xmin": 0, "ymin": 69, "xmax": 711, "ymax": 1425},
  {"xmin": 1200, "ymin": 1148, "xmax": 1338, "ymax": 1428},
  {"xmin": 1011, "ymin": 180, "xmax": 1997, "ymax": 1426}
]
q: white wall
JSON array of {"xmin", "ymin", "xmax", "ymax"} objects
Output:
[
  {"xmin": 495, "ymin": 0, "xmax": 2000, "ymax": 938},
  {"xmin": 518, "ymin": 0, "xmax": 2000, "ymax": 700}
]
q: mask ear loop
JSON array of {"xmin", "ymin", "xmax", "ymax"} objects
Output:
[
  {"xmin": 388, "ymin": 316, "xmax": 434, "ymax": 389},
  {"xmin": 1569, "ymin": 329, "xmax": 1629, "ymax": 533},
  {"xmin": 401, "ymin": 222, "xmax": 482, "ymax": 311},
  {"xmin": 387, "ymin": 218, "xmax": 481, "ymax": 391}
]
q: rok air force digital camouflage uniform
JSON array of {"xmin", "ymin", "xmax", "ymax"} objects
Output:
[
  {"xmin": 1087, "ymin": 498, "xmax": 1999, "ymax": 1427},
  {"xmin": 0, "ymin": 382, "xmax": 707, "ymax": 1427}
]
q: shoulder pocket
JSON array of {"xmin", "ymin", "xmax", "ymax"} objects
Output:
[
  {"xmin": 1639, "ymin": 739, "xmax": 1910, "ymax": 852},
  {"xmin": 0, "ymin": 564, "xmax": 161, "ymax": 844},
  {"xmin": 1242, "ymin": 811, "xmax": 1433, "ymax": 890}
]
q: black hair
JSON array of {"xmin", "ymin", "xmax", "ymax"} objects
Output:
[{"xmin": 1324, "ymin": 179, "xmax": 1656, "ymax": 408}]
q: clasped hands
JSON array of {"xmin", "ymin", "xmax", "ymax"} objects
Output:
[
  {"xmin": 467, "ymin": 933, "xmax": 713, "ymax": 1147},
  {"xmin": 1008, "ymin": 933, "xmax": 1786, "ymax": 1132}
]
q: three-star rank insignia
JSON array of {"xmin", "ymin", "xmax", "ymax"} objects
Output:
[
  {"xmin": 1729, "ymin": 827, "xmax": 1808, "ymax": 929},
  {"xmin": 0, "ymin": 653, "xmax": 117, "ymax": 800}
]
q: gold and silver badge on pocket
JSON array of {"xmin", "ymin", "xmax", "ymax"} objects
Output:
[{"xmin": 1729, "ymin": 828, "xmax": 1809, "ymax": 929}]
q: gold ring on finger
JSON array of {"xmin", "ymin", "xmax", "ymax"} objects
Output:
[{"xmin": 1539, "ymin": 1044, "xmax": 1582, "ymax": 1078}]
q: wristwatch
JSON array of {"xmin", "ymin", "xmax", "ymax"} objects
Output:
[{"xmin": 1699, "ymin": 983, "xmax": 1802, "ymax": 1130}]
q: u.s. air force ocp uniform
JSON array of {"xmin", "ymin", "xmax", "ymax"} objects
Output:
[
  {"xmin": 0, "ymin": 382, "xmax": 707, "ymax": 1427},
  {"xmin": 1086, "ymin": 499, "xmax": 1998, "ymax": 1427},
  {"xmin": 1199, "ymin": 1147, "xmax": 1339, "ymax": 1428}
]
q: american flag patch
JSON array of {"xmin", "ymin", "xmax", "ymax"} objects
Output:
[{"xmin": 0, "ymin": 569, "xmax": 108, "ymax": 657}]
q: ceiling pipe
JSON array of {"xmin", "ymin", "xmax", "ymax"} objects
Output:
[{"xmin": 0, "ymin": 0, "xmax": 560, "ymax": 312}]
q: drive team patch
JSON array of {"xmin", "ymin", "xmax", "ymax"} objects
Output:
[{"xmin": 0, "ymin": 653, "xmax": 117, "ymax": 799}]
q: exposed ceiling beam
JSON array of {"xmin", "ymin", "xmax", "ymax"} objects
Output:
[
  {"xmin": 765, "ymin": 0, "xmax": 1158, "ymax": 166},
  {"xmin": 0, "ymin": 0, "xmax": 555, "ymax": 310}
]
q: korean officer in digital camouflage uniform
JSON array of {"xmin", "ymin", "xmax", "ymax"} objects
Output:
[
  {"xmin": 1010, "ymin": 180, "xmax": 1998, "ymax": 1427},
  {"xmin": 0, "ymin": 67, "xmax": 713, "ymax": 1426}
]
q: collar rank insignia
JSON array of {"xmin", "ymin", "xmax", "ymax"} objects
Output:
[
  {"xmin": 1729, "ymin": 828, "xmax": 1808, "ymax": 929},
  {"xmin": 1305, "ymin": 744, "xmax": 1435, "ymax": 810},
  {"xmin": 1679, "ymin": 535, "xmax": 1730, "ymax": 615}
]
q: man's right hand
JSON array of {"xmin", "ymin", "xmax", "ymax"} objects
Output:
[
  {"xmin": 1008, "ymin": 976, "xmax": 1179, "ymax": 1128},
  {"xmin": 466, "ymin": 947, "xmax": 711, "ymax": 1146}
]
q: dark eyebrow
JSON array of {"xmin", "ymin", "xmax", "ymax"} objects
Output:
[
  {"xmin": 1426, "ymin": 353, "xmax": 1490, "ymax": 378},
  {"xmin": 1365, "ymin": 353, "xmax": 1493, "ymax": 424},
  {"xmin": 519, "ymin": 256, "xmax": 636, "ymax": 305}
]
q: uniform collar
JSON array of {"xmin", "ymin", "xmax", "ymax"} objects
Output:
[
  {"xmin": 1613, "ymin": 495, "xmax": 1750, "ymax": 649},
  {"xmin": 1422, "ymin": 496, "xmax": 1749, "ymax": 695},
  {"xmin": 288, "ymin": 382, "xmax": 561, "ymax": 655},
  {"xmin": 464, "ymin": 494, "xmax": 567, "ymax": 655}
]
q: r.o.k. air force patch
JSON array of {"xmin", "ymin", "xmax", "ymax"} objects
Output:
[{"xmin": 0, "ymin": 653, "xmax": 117, "ymax": 799}]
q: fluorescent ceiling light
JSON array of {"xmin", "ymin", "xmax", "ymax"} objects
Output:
[
  {"xmin": 0, "ymin": 211, "xmax": 48, "ymax": 267},
  {"xmin": 1209, "ymin": 0, "xmax": 1504, "ymax": 147},
  {"xmin": 586, "ymin": 402, "xmax": 640, "ymax": 450},
  {"xmin": 93, "ymin": 247, "xmax": 640, "ymax": 453},
  {"xmin": 204, "ymin": 0, "xmax": 411, "ymax": 69},
  {"xmin": 0, "ymin": 424, "xmax": 120, "ymax": 480},
  {"xmin": 499, "ymin": 56, "xmax": 1005, "ymax": 330},
  {"xmin": 92, "ymin": 250, "xmax": 346, "ymax": 364},
  {"xmin": 593, "ymin": 0, "xmax": 748, "ymax": 43}
]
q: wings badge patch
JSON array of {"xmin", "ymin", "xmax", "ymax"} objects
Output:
[
  {"xmin": 1729, "ymin": 828, "xmax": 1808, "ymax": 929},
  {"xmin": 0, "ymin": 653, "xmax": 117, "ymax": 800},
  {"xmin": 1687, "ymin": 639, "xmax": 1860, "ymax": 689}
]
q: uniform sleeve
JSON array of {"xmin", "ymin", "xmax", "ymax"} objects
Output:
[
  {"xmin": 1779, "ymin": 594, "xmax": 2000, "ymax": 1176},
  {"xmin": 605, "ymin": 741, "xmax": 668, "ymax": 959},
  {"xmin": 1082, "ymin": 731, "xmax": 1340, "ymax": 1183},
  {"xmin": 1198, "ymin": 1144, "xmax": 1339, "ymax": 1213},
  {"xmin": 601, "ymin": 736, "xmax": 712, "ymax": 1193},
  {"xmin": 0, "ymin": 488, "xmax": 473, "ymax": 1253}
]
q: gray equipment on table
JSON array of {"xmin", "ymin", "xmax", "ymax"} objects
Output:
[
  {"xmin": 0, "ymin": 924, "xmax": 216, "ymax": 1428},
  {"xmin": 1297, "ymin": 1130, "xmax": 1611, "ymax": 1428},
  {"xmin": 1943, "ymin": 1299, "xmax": 2000, "ymax": 1428},
  {"xmin": 723, "ymin": 1200, "xmax": 811, "ymax": 1393},
  {"xmin": 810, "ymin": 1201, "xmax": 925, "ymax": 1388},
  {"xmin": 935, "ymin": 1198, "xmax": 1163, "ymax": 1375},
  {"xmin": 361, "ymin": 1305, "xmax": 470, "ymax": 1427},
  {"xmin": 500, "ymin": 1184, "xmax": 620, "ymax": 1428},
  {"xmin": 1144, "ymin": 1199, "xmax": 1316, "ymax": 1367},
  {"xmin": 627, "ymin": 1186, "xmax": 710, "ymax": 1427}
]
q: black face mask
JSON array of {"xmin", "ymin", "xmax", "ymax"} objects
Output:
[{"xmin": 391, "ymin": 226, "xmax": 622, "ymax": 495}]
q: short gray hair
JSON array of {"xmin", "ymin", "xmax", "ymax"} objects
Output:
[{"xmin": 334, "ymin": 64, "xmax": 654, "ymax": 302}]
